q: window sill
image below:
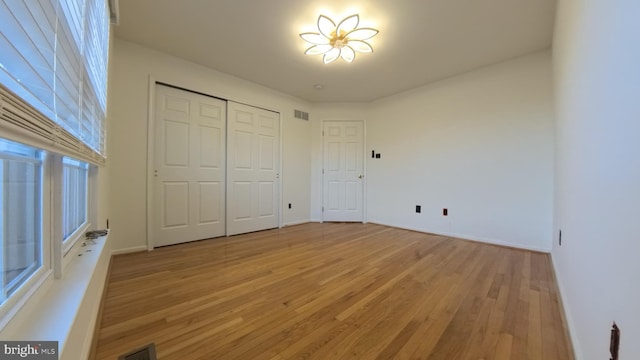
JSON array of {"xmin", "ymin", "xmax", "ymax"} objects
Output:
[{"xmin": 0, "ymin": 234, "xmax": 111, "ymax": 360}]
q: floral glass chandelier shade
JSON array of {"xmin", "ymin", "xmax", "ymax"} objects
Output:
[{"xmin": 300, "ymin": 14, "xmax": 378, "ymax": 64}]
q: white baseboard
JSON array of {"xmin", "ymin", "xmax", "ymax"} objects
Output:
[
  {"xmin": 282, "ymin": 220, "xmax": 311, "ymax": 227},
  {"xmin": 551, "ymin": 254, "xmax": 581, "ymax": 360},
  {"xmin": 359, "ymin": 220, "xmax": 552, "ymax": 253},
  {"xmin": 445, "ymin": 230, "xmax": 550, "ymax": 253},
  {"xmin": 111, "ymin": 245, "xmax": 148, "ymax": 255}
]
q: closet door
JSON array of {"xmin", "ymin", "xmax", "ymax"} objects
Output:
[
  {"xmin": 152, "ymin": 84, "xmax": 226, "ymax": 247},
  {"xmin": 226, "ymin": 101, "xmax": 280, "ymax": 236}
]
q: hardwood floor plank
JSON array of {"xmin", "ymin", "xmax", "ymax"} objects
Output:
[
  {"xmin": 93, "ymin": 223, "xmax": 574, "ymax": 360},
  {"xmin": 495, "ymin": 333, "xmax": 514, "ymax": 360},
  {"xmin": 374, "ymin": 320, "xmax": 421, "ymax": 360},
  {"xmin": 528, "ymin": 289, "xmax": 543, "ymax": 360}
]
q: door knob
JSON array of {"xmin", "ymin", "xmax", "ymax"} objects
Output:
[{"xmin": 358, "ymin": 174, "xmax": 364, "ymax": 179}]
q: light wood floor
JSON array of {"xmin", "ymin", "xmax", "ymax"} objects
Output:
[{"xmin": 93, "ymin": 223, "xmax": 573, "ymax": 359}]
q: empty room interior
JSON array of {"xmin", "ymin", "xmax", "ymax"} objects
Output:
[{"xmin": 0, "ymin": 0, "xmax": 639, "ymax": 359}]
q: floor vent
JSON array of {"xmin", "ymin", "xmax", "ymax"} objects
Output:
[
  {"xmin": 294, "ymin": 109, "xmax": 309, "ymax": 120},
  {"xmin": 118, "ymin": 343, "xmax": 157, "ymax": 360}
]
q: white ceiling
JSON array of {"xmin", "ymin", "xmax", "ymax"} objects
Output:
[{"xmin": 114, "ymin": 0, "xmax": 556, "ymax": 103}]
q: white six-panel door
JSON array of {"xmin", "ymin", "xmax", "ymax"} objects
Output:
[
  {"xmin": 153, "ymin": 84, "xmax": 226, "ymax": 247},
  {"xmin": 323, "ymin": 120, "xmax": 364, "ymax": 222},
  {"xmin": 227, "ymin": 101, "xmax": 280, "ymax": 236}
]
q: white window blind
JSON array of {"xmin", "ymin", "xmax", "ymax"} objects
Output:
[{"xmin": 0, "ymin": 0, "xmax": 110, "ymax": 165}]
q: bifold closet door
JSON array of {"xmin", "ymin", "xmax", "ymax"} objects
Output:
[
  {"xmin": 226, "ymin": 101, "xmax": 280, "ymax": 236},
  {"xmin": 153, "ymin": 84, "xmax": 226, "ymax": 247}
]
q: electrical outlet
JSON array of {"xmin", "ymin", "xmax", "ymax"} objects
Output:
[
  {"xmin": 415, "ymin": 205, "xmax": 421, "ymax": 213},
  {"xmin": 443, "ymin": 208, "xmax": 448, "ymax": 216}
]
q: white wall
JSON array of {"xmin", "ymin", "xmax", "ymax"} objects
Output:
[
  {"xmin": 310, "ymin": 52, "xmax": 554, "ymax": 251},
  {"xmin": 552, "ymin": 1, "xmax": 640, "ymax": 359},
  {"xmin": 282, "ymin": 114, "xmax": 312, "ymax": 226},
  {"xmin": 108, "ymin": 39, "xmax": 312, "ymax": 252}
]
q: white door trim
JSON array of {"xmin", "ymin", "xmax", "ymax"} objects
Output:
[
  {"xmin": 321, "ymin": 119, "xmax": 367, "ymax": 223},
  {"xmin": 146, "ymin": 76, "xmax": 156, "ymax": 251}
]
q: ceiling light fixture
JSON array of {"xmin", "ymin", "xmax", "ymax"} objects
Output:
[{"xmin": 300, "ymin": 14, "xmax": 378, "ymax": 64}]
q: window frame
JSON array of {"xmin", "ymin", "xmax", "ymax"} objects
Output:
[
  {"xmin": 60, "ymin": 156, "xmax": 91, "ymax": 256},
  {"xmin": 0, "ymin": 136, "xmax": 100, "ymax": 327},
  {"xmin": 0, "ymin": 136, "xmax": 51, "ymax": 325}
]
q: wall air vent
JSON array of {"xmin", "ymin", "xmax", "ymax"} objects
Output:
[{"xmin": 294, "ymin": 109, "xmax": 309, "ymax": 120}]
